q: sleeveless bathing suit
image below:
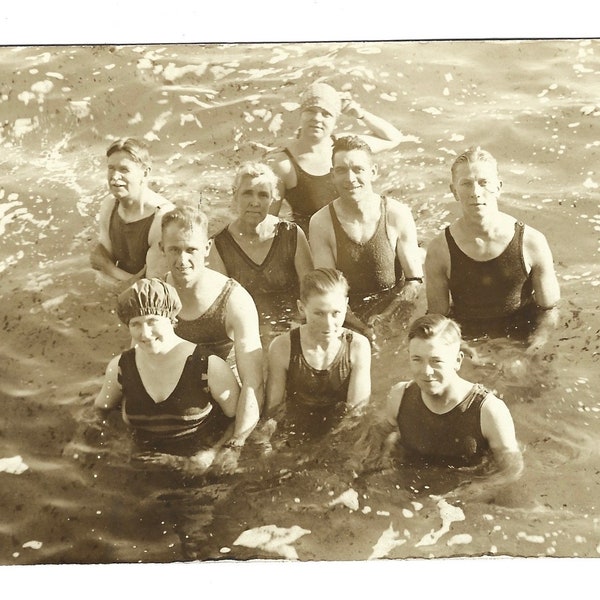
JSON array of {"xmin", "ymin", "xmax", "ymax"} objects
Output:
[
  {"xmin": 329, "ymin": 197, "xmax": 400, "ymax": 297},
  {"xmin": 283, "ymin": 147, "xmax": 337, "ymax": 233},
  {"xmin": 108, "ymin": 200, "xmax": 155, "ymax": 274},
  {"xmin": 213, "ymin": 221, "xmax": 299, "ymax": 296},
  {"xmin": 446, "ymin": 221, "xmax": 533, "ymax": 320},
  {"xmin": 174, "ymin": 279, "xmax": 238, "ymax": 361},
  {"xmin": 283, "ymin": 327, "xmax": 353, "ymax": 438},
  {"xmin": 446, "ymin": 221, "xmax": 536, "ymax": 338},
  {"xmin": 286, "ymin": 326, "xmax": 353, "ymax": 408},
  {"xmin": 118, "ymin": 345, "xmax": 230, "ymax": 450},
  {"xmin": 397, "ymin": 381, "xmax": 490, "ymax": 466}
]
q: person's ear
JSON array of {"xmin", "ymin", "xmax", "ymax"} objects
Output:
[
  {"xmin": 371, "ymin": 162, "xmax": 378, "ymax": 179},
  {"xmin": 297, "ymin": 299, "xmax": 306, "ymax": 318},
  {"xmin": 204, "ymin": 238, "xmax": 213, "ymax": 257},
  {"xmin": 456, "ymin": 350, "xmax": 464, "ymax": 370},
  {"xmin": 450, "ymin": 183, "xmax": 459, "ymax": 201}
]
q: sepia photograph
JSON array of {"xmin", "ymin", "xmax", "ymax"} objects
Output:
[{"xmin": 1, "ymin": 2, "xmax": 598, "ymax": 596}]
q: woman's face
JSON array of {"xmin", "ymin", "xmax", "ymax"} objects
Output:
[
  {"xmin": 299, "ymin": 105, "xmax": 337, "ymax": 141},
  {"xmin": 128, "ymin": 314, "xmax": 174, "ymax": 354},
  {"xmin": 107, "ymin": 151, "xmax": 148, "ymax": 203},
  {"xmin": 234, "ymin": 176, "xmax": 274, "ymax": 226}
]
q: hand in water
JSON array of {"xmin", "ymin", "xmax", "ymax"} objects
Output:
[
  {"xmin": 189, "ymin": 448, "xmax": 217, "ymax": 474},
  {"xmin": 212, "ymin": 445, "xmax": 243, "ymax": 475}
]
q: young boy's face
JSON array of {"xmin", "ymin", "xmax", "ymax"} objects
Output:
[
  {"xmin": 298, "ymin": 289, "xmax": 348, "ymax": 342},
  {"xmin": 408, "ymin": 335, "xmax": 463, "ymax": 397}
]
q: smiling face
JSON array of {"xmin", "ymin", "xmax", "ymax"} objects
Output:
[
  {"xmin": 299, "ymin": 105, "xmax": 337, "ymax": 141},
  {"xmin": 332, "ymin": 148, "xmax": 377, "ymax": 203},
  {"xmin": 298, "ymin": 289, "xmax": 348, "ymax": 344},
  {"xmin": 129, "ymin": 314, "xmax": 174, "ymax": 354},
  {"xmin": 160, "ymin": 223, "xmax": 210, "ymax": 288},
  {"xmin": 107, "ymin": 150, "xmax": 148, "ymax": 204},
  {"xmin": 408, "ymin": 335, "xmax": 463, "ymax": 398},
  {"xmin": 234, "ymin": 175, "xmax": 274, "ymax": 227},
  {"xmin": 450, "ymin": 159, "xmax": 502, "ymax": 220}
]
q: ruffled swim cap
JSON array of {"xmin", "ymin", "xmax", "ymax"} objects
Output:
[
  {"xmin": 300, "ymin": 82, "xmax": 341, "ymax": 117},
  {"xmin": 117, "ymin": 278, "xmax": 182, "ymax": 325}
]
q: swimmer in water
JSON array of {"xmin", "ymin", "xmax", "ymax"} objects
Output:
[
  {"xmin": 356, "ymin": 314, "xmax": 523, "ymax": 497},
  {"xmin": 208, "ymin": 161, "xmax": 313, "ymax": 299},
  {"xmin": 424, "ymin": 146, "xmax": 560, "ymax": 353},
  {"xmin": 268, "ymin": 81, "xmax": 405, "ymax": 233},
  {"xmin": 94, "ymin": 278, "xmax": 248, "ymax": 475},
  {"xmin": 263, "ymin": 268, "xmax": 371, "ymax": 441},
  {"xmin": 90, "ymin": 138, "xmax": 174, "ymax": 286}
]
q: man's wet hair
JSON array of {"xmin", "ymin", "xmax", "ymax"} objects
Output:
[
  {"xmin": 450, "ymin": 146, "xmax": 498, "ymax": 179},
  {"xmin": 300, "ymin": 268, "xmax": 349, "ymax": 303},
  {"xmin": 106, "ymin": 137, "xmax": 151, "ymax": 169},
  {"xmin": 332, "ymin": 135, "xmax": 373, "ymax": 163},
  {"xmin": 161, "ymin": 205, "xmax": 209, "ymax": 238},
  {"xmin": 408, "ymin": 314, "xmax": 462, "ymax": 346}
]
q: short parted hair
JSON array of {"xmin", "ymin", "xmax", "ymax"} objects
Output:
[
  {"xmin": 232, "ymin": 162, "xmax": 280, "ymax": 201},
  {"xmin": 331, "ymin": 135, "xmax": 373, "ymax": 164},
  {"xmin": 106, "ymin": 137, "xmax": 151, "ymax": 169},
  {"xmin": 408, "ymin": 314, "xmax": 462, "ymax": 346},
  {"xmin": 450, "ymin": 146, "xmax": 498, "ymax": 180},
  {"xmin": 300, "ymin": 268, "xmax": 349, "ymax": 303},
  {"xmin": 160, "ymin": 204, "xmax": 209, "ymax": 238}
]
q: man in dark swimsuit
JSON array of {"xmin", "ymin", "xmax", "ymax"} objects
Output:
[
  {"xmin": 309, "ymin": 136, "xmax": 424, "ymax": 325},
  {"xmin": 268, "ymin": 82, "xmax": 406, "ymax": 234},
  {"xmin": 355, "ymin": 315, "xmax": 523, "ymax": 500},
  {"xmin": 90, "ymin": 138, "xmax": 174, "ymax": 285},
  {"xmin": 425, "ymin": 146, "xmax": 560, "ymax": 352},
  {"xmin": 159, "ymin": 206, "xmax": 264, "ymax": 468}
]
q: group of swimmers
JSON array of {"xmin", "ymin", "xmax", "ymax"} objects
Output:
[{"xmin": 92, "ymin": 81, "xmax": 561, "ymax": 484}]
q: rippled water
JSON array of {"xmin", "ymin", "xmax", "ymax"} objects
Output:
[{"xmin": 1, "ymin": 40, "xmax": 600, "ymax": 565}]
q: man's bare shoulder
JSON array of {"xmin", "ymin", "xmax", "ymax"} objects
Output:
[
  {"xmin": 227, "ymin": 279, "xmax": 259, "ymax": 313},
  {"xmin": 269, "ymin": 331, "xmax": 292, "ymax": 356},
  {"xmin": 522, "ymin": 222, "xmax": 550, "ymax": 248},
  {"xmin": 385, "ymin": 196, "xmax": 415, "ymax": 223},
  {"xmin": 425, "ymin": 229, "xmax": 451, "ymax": 268}
]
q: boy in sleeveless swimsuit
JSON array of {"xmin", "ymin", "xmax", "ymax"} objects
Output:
[
  {"xmin": 264, "ymin": 268, "xmax": 371, "ymax": 440},
  {"xmin": 357, "ymin": 315, "xmax": 523, "ymax": 496},
  {"xmin": 90, "ymin": 138, "xmax": 174, "ymax": 286},
  {"xmin": 94, "ymin": 278, "xmax": 242, "ymax": 474},
  {"xmin": 425, "ymin": 147, "xmax": 560, "ymax": 353}
]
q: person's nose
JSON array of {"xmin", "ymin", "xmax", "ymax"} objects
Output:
[
  {"xmin": 423, "ymin": 363, "xmax": 434, "ymax": 376},
  {"xmin": 140, "ymin": 323, "xmax": 152, "ymax": 338}
]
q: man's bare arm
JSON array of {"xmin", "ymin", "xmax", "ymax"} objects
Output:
[
  {"xmin": 308, "ymin": 208, "xmax": 337, "ymax": 269},
  {"xmin": 424, "ymin": 233, "xmax": 452, "ymax": 315}
]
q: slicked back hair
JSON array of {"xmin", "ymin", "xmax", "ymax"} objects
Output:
[
  {"xmin": 450, "ymin": 146, "xmax": 498, "ymax": 180},
  {"xmin": 408, "ymin": 314, "xmax": 462, "ymax": 347},
  {"xmin": 331, "ymin": 135, "xmax": 373, "ymax": 164},
  {"xmin": 106, "ymin": 137, "xmax": 151, "ymax": 169},
  {"xmin": 300, "ymin": 268, "xmax": 349, "ymax": 303}
]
